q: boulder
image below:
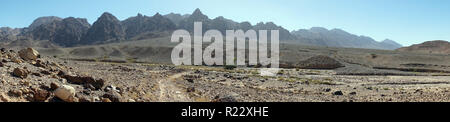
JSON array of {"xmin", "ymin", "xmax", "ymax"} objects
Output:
[
  {"xmin": 33, "ymin": 89, "xmax": 50, "ymax": 102},
  {"xmin": 0, "ymin": 93, "xmax": 10, "ymax": 102},
  {"xmin": 9, "ymin": 89, "xmax": 23, "ymax": 97},
  {"xmin": 101, "ymin": 98, "xmax": 112, "ymax": 102},
  {"xmin": 11, "ymin": 57, "xmax": 22, "ymax": 63},
  {"xmin": 34, "ymin": 60, "xmax": 47, "ymax": 68},
  {"xmin": 333, "ymin": 91, "xmax": 344, "ymax": 96},
  {"xmin": 104, "ymin": 85, "xmax": 120, "ymax": 93},
  {"xmin": 54, "ymin": 85, "xmax": 76, "ymax": 102},
  {"xmin": 18, "ymin": 48, "xmax": 40, "ymax": 61},
  {"xmin": 62, "ymin": 75, "xmax": 105, "ymax": 90},
  {"xmin": 50, "ymin": 82, "xmax": 60, "ymax": 91},
  {"xmin": 102, "ymin": 91, "xmax": 122, "ymax": 102},
  {"xmin": 13, "ymin": 68, "xmax": 29, "ymax": 79}
]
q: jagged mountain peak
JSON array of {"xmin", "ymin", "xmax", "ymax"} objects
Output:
[
  {"xmin": 98, "ymin": 12, "xmax": 119, "ymax": 21},
  {"xmin": 189, "ymin": 8, "xmax": 208, "ymax": 20},
  {"xmin": 153, "ymin": 13, "xmax": 163, "ymax": 18},
  {"xmin": 193, "ymin": 8, "xmax": 203, "ymax": 15},
  {"xmin": 81, "ymin": 12, "xmax": 125, "ymax": 45}
]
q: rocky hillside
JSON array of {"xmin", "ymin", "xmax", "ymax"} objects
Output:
[{"xmin": 397, "ymin": 40, "xmax": 450, "ymax": 54}]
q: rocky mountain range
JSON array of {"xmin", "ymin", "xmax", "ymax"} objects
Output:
[
  {"xmin": 291, "ymin": 28, "xmax": 402, "ymax": 50},
  {"xmin": 0, "ymin": 8, "xmax": 402, "ymax": 49}
]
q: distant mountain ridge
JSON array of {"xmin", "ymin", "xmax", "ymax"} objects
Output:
[
  {"xmin": 397, "ymin": 40, "xmax": 450, "ymax": 54},
  {"xmin": 291, "ymin": 27, "xmax": 403, "ymax": 50},
  {"xmin": 0, "ymin": 8, "xmax": 403, "ymax": 50}
]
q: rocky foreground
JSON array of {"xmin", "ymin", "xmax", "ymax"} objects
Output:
[{"xmin": 1, "ymin": 48, "xmax": 450, "ymax": 102}]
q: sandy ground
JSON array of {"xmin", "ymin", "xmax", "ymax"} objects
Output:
[{"xmin": 1, "ymin": 48, "xmax": 450, "ymax": 102}]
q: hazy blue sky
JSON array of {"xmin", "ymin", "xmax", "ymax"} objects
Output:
[{"xmin": 1, "ymin": 0, "xmax": 449, "ymax": 46}]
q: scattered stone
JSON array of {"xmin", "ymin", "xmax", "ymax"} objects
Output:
[
  {"xmin": 93, "ymin": 96, "xmax": 100, "ymax": 102},
  {"xmin": 39, "ymin": 84, "xmax": 51, "ymax": 91},
  {"xmin": 12, "ymin": 68, "xmax": 29, "ymax": 79},
  {"xmin": 54, "ymin": 85, "xmax": 76, "ymax": 102},
  {"xmin": 84, "ymin": 84, "xmax": 96, "ymax": 90},
  {"xmin": 40, "ymin": 70, "xmax": 52, "ymax": 75},
  {"xmin": 324, "ymin": 88, "xmax": 332, "ymax": 92},
  {"xmin": 104, "ymin": 85, "xmax": 119, "ymax": 92},
  {"xmin": 128, "ymin": 99, "xmax": 136, "ymax": 102},
  {"xmin": 0, "ymin": 93, "xmax": 10, "ymax": 102},
  {"xmin": 78, "ymin": 96, "xmax": 92, "ymax": 102},
  {"xmin": 185, "ymin": 78, "xmax": 194, "ymax": 83},
  {"xmin": 349, "ymin": 92, "xmax": 357, "ymax": 95},
  {"xmin": 20, "ymin": 88, "xmax": 32, "ymax": 94},
  {"xmin": 212, "ymin": 95, "xmax": 238, "ymax": 102},
  {"xmin": 18, "ymin": 48, "xmax": 40, "ymax": 61},
  {"xmin": 101, "ymin": 98, "xmax": 112, "ymax": 102},
  {"xmin": 50, "ymin": 82, "xmax": 60, "ymax": 91},
  {"xmin": 187, "ymin": 87, "xmax": 195, "ymax": 92},
  {"xmin": 21, "ymin": 80, "xmax": 31, "ymax": 86},
  {"xmin": 57, "ymin": 70, "xmax": 68, "ymax": 77},
  {"xmin": 34, "ymin": 60, "xmax": 47, "ymax": 68},
  {"xmin": 102, "ymin": 91, "xmax": 122, "ymax": 102},
  {"xmin": 83, "ymin": 88, "xmax": 92, "ymax": 95},
  {"xmin": 62, "ymin": 75, "xmax": 105, "ymax": 90},
  {"xmin": 31, "ymin": 72, "xmax": 42, "ymax": 77},
  {"xmin": 9, "ymin": 89, "xmax": 23, "ymax": 97},
  {"xmin": 0, "ymin": 62, "xmax": 4, "ymax": 67},
  {"xmin": 11, "ymin": 57, "xmax": 22, "ymax": 63},
  {"xmin": 194, "ymin": 70, "xmax": 201, "ymax": 74},
  {"xmin": 33, "ymin": 89, "xmax": 50, "ymax": 102},
  {"xmin": 333, "ymin": 91, "xmax": 344, "ymax": 96}
]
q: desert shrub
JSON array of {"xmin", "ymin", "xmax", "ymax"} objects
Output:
[{"xmin": 224, "ymin": 65, "xmax": 236, "ymax": 70}]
